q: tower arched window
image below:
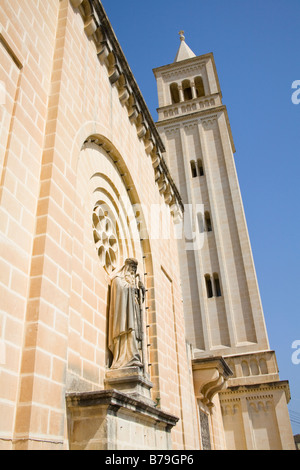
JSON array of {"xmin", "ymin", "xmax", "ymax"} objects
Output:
[
  {"xmin": 259, "ymin": 358, "xmax": 268, "ymax": 375},
  {"xmin": 195, "ymin": 76, "xmax": 205, "ymax": 97},
  {"xmin": 242, "ymin": 361, "xmax": 250, "ymax": 376},
  {"xmin": 170, "ymin": 83, "xmax": 180, "ymax": 104},
  {"xmin": 182, "ymin": 79, "xmax": 192, "ymax": 101},
  {"xmin": 250, "ymin": 360, "xmax": 259, "ymax": 376},
  {"xmin": 205, "ymin": 274, "xmax": 213, "ymax": 298},
  {"xmin": 205, "ymin": 211, "xmax": 212, "ymax": 232},
  {"xmin": 213, "ymin": 273, "xmax": 222, "ymax": 297},
  {"xmin": 197, "ymin": 159, "xmax": 204, "ymax": 176},
  {"xmin": 190, "ymin": 160, "xmax": 197, "ymax": 178}
]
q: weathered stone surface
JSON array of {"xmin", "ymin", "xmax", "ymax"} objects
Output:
[{"xmin": 66, "ymin": 389, "xmax": 178, "ymax": 450}]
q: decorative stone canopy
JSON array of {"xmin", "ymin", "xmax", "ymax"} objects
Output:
[
  {"xmin": 70, "ymin": 0, "xmax": 184, "ymax": 218},
  {"xmin": 192, "ymin": 356, "xmax": 233, "ymax": 407}
]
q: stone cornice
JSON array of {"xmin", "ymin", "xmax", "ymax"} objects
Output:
[
  {"xmin": 219, "ymin": 380, "xmax": 291, "ymax": 403},
  {"xmin": 223, "ymin": 349, "xmax": 277, "ymax": 360},
  {"xmin": 153, "ymin": 52, "xmax": 213, "ymax": 76},
  {"xmin": 90, "ymin": 0, "xmax": 164, "ymax": 152},
  {"xmin": 69, "ymin": 0, "xmax": 184, "ymax": 215},
  {"xmin": 158, "ymin": 62, "xmax": 207, "ymax": 81},
  {"xmin": 66, "ymin": 389, "xmax": 179, "ymax": 428},
  {"xmin": 156, "ymin": 104, "xmax": 225, "ymax": 127},
  {"xmin": 157, "ymin": 92, "xmax": 220, "ymax": 113},
  {"xmin": 156, "ymin": 104, "xmax": 236, "ymax": 153}
]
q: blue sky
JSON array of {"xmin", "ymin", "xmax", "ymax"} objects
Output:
[{"xmin": 101, "ymin": 0, "xmax": 300, "ymax": 435}]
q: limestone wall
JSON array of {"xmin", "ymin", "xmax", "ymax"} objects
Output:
[{"xmin": 0, "ymin": 0, "xmax": 197, "ymax": 450}]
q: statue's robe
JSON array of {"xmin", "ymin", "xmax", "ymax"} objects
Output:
[{"xmin": 108, "ymin": 275, "xmax": 142, "ymax": 369}]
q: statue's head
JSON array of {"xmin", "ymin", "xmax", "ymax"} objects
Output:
[
  {"xmin": 110, "ymin": 258, "xmax": 139, "ymax": 284},
  {"xmin": 125, "ymin": 258, "xmax": 138, "ymax": 267},
  {"xmin": 124, "ymin": 258, "xmax": 138, "ymax": 275},
  {"xmin": 122, "ymin": 258, "xmax": 138, "ymax": 284}
]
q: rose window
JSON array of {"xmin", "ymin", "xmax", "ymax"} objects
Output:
[{"xmin": 92, "ymin": 204, "xmax": 119, "ymax": 273}]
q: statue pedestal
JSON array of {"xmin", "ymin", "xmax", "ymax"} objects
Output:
[
  {"xmin": 66, "ymin": 389, "xmax": 179, "ymax": 450},
  {"xmin": 104, "ymin": 366, "xmax": 154, "ymax": 406},
  {"xmin": 66, "ymin": 369, "xmax": 179, "ymax": 449}
]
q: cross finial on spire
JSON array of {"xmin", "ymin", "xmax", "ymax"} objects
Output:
[{"xmin": 179, "ymin": 30, "xmax": 185, "ymax": 42}]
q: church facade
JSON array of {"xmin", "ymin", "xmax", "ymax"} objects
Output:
[{"xmin": 0, "ymin": 0, "xmax": 295, "ymax": 450}]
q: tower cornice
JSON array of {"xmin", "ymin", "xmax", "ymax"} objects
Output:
[
  {"xmin": 153, "ymin": 52, "xmax": 214, "ymax": 75},
  {"xmin": 156, "ymin": 105, "xmax": 236, "ymax": 154}
]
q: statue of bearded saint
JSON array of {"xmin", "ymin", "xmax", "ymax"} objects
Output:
[{"xmin": 108, "ymin": 258, "xmax": 145, "ymax": 370}]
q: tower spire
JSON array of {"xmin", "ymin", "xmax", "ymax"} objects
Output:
[{"xmin": 174, "ymin": 30, "xmax": 196, "ymax": 62}]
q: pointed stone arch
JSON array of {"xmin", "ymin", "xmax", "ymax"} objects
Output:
[{"xmin": 67, "ymin": 128, "xmax": 159, "ymax": 394}]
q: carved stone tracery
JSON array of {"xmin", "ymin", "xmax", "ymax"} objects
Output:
[{"xmin": 92, "ymin": 203, "xmax": 119, "ymax": 274}]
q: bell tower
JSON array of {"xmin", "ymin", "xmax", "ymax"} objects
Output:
[
  {"xmin": 153, "ymin": 32, "xmax": 270, "ymax": 356},
  {"xmin": 153, "ymin": 33, "xmax": 294, "ymax": 450}
]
